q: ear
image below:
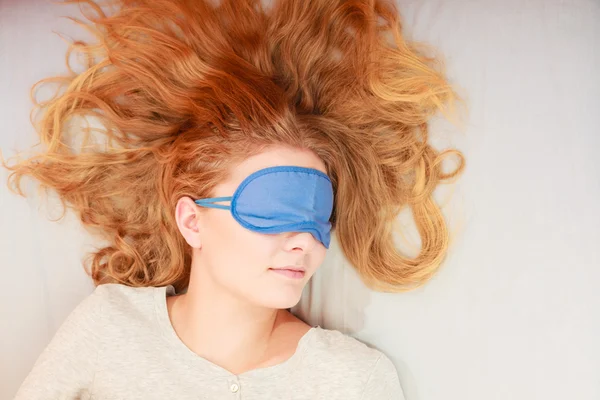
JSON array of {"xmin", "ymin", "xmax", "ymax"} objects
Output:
[{"xmin": 175, "ymin": 196, "xmax": 203, "ymax": 249}]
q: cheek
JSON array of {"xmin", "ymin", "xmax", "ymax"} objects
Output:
[
  {"xmin": 316, "ymin": 246, "xmax": 327, "ymax": 263},
  {"xmin": 236, "ymin": 230, "xmax": 279, "ymax": 269},
  {"xmin": 309, "ymin": 246, "xmax": 327, "ymax": 272},
  {"xmin": 203, "ymin": 212, "xmax": 276, "ymax": 274}
]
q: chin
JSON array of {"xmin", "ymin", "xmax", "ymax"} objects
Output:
[
  {"xmin": 261, "ymin": 290, "xmax": 303, "ymax": 310},
  {"xmin": 241, "ymin": 275, "xmax": 309, "ymax": 310}
]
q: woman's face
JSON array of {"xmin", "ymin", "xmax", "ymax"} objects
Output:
[{"xmin": 178, "ymin": 145, "xmax": 329, "ymax": 310}]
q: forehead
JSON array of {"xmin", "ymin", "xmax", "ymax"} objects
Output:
[{"xmin": 224, "ymin": 146, "xmax": 327, "ymax": 190}]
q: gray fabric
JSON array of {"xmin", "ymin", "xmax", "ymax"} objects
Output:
[{"xmin": 14, "ymin": 283, "xmax": 405, "ymax": 399}]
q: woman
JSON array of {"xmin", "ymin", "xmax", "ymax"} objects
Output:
[{"xmin": 6, "ymin": 0, "xmax": 464, "ymax": 398}]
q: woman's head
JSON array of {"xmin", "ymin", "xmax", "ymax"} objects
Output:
[
  {"xmin": 175, "ymin": 144, "xmax": 328, "ymax": 309},
  {"xmin": 3, "ymin": 0, "xmax": 465, "ymax": 294}
]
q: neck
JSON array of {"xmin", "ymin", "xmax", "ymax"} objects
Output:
[{"xmin": 167, "ymin": 264, "xmax": 294, "ymax": 375}]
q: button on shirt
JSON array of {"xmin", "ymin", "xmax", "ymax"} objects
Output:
[{"xmin": 14, "ymin": 284, "xmax": 405, "ymax": 399}]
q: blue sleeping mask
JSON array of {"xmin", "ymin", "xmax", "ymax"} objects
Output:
[{"xmin": 194, "ymin": 165, "xmax": 334, "ymax": 248}]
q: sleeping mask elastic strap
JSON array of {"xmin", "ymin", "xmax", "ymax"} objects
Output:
[{"xmin": 194, "ymin": 165, "xmax": 334, "ymax": 248}]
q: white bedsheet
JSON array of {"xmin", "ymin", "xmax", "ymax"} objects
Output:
[{"xmin": 1, "ymin": 1, "xmax": 599, "ymax": 399}]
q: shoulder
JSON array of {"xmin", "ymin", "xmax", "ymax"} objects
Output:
[
  {"xmin": 305, "ymin": 327, "xmax": 405, "ymax": 399},
  {"xmin": 308, "ymin": 327, "xmax": 383, "ymax": 368},
  {"xmin": 14, "ymin": 284, "xmax": 167, "ymax": 399},
  {"xmin": 91, "ymin": 283, "xmax": 165, "ymax": 325},
  {"xmin": 46, "ymin": 283, "xmax": 158, "ymax": 338},
  {"xmin": 92, "ymin": 282, "xmax": 160, "ymax": 307}
]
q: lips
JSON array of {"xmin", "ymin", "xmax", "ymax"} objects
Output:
[
  {"xmin": 273, "ymin": 266, "xmax": 306, "ymax": 272},
  {"xmin": 269, "ymin": 266, "xmax": 306, "ymax": 279}
]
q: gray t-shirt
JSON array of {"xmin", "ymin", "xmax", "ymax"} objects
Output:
[{"xmin": 14, "ymin": 283, "xmax": 405, "ymax": 399}]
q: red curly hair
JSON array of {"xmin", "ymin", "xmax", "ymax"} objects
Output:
[{"xmin": 3, "ymin": 0, "xmax": 465, "ymax": 293}]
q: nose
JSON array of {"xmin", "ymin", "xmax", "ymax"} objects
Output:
[{"xmin": 284, "ymin": 231, "xmax": 320, "ymax": 252}]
